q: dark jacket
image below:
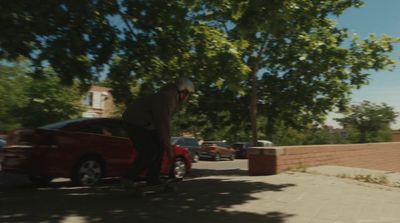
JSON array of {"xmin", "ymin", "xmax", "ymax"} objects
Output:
[{"xmin": 122, "ymin": 84, "xmax": 180, "ymax": 151}]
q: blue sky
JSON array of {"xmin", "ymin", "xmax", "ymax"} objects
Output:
[{"xmin": 326, "ymin": 0, "xmax": 400, "ymax": 129}]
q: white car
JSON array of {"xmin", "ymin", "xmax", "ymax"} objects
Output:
[{"xmin": 256, "ymin": 140, "xmax": 273, "ymax": 147}]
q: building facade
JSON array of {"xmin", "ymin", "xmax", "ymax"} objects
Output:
[{"xmin": 82, "ymin": 85, "xmax": 116, "ymax": 118}]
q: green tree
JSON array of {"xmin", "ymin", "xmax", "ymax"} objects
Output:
[
  {"xmin": 0, "ymin": 60, "xmax": 83, "ymax": 130},
  {"xmin": 336, "ymin": 101, "xmax": 398, "ymax": 143},
  {"xmin": 216, "ymin": 0, "xmax": 398, "ymax": 142},
  {"xmin": 1, "ymin": 0, "xmax": 398, "ymax": 143},
  {"xmin": 0, "ymin": 1, "xmax": 118, "ymax": 86},
  {"xmin": 158, "ymin": 0, "xmax": 398, "ymax": 143},
  {"xmin": 271, "ymin": 121, "xmax": 306, "ymax": 146},
  {"xmin": 15, "ymin": 71, "xmax": 84, "ymax": 127},
  {"xmin": 0, "ymin": 60, "xmax": 31, "ymax": 131},
  {"xmin": 303, "ymin": 127, "xmax": 333, "ymax": 145}
]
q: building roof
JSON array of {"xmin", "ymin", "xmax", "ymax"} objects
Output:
[{"xmin": 89, "ymin": 85, "xmax": 112, "ymax": 92}]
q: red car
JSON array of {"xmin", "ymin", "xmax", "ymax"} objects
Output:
[{"xmin": 0, "ymin": 118, "xmax": 192, "ymax": 186}]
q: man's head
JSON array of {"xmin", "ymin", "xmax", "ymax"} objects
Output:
[{"xmin": 176, "ymin": 78, "xmax": 194, "ymax": 102}]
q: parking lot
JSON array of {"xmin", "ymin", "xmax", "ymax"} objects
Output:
[
  {"xmin": 192, "ymin": 159, "xmax": 248, "ymax": 174},
  {"xmin": 0, "ymin": 159, "xmax": 254, "ymax": 223},
  {"xmin": 2, "ymin": 159, "xmax": 400, "ymax": 223}
]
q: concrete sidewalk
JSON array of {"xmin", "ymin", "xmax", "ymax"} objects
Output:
[
  {"xmin": 1, "ymin": 165, "xmax": 400, "ymax": 223},
  {"xmin": 307, "ymin": 165, "xmax": 400, "ymax": 187},
  {"xmin": 200, "ymin": 172, "xmax": 400, "ymax": 223}
]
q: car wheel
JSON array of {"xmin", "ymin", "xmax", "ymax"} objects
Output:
[
  {"xmin": 170, "ymin": 157, "xmax": 187, "ymax": 180},
  {"xmin": 214, "ymin": 153, "xmax": 221, "ymax": 161},
  {"xmin": 229, "ymin": 153, "xmax": 235, "ymax": 161},
  {"xmin": 29, "ymin": 176, "xmax": 53, "ymax": 187},
  {"xmin": 193, "ymin": 153, "xmax": 200, "ymax": 163},
  {"xmin": 72, "ymin": 157, "xmax": 104, "ymax": 186}
]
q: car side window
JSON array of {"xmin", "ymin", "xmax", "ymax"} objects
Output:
[
  {"xmin": 76, "ymin": 122, "xmax": 126, "ymax": 137},
  {"xmin": 0, "ymin": 139, "xmax": 5, "ymax": 149},
  {"xmin": 104, "ymin": 122, "xmax": 128, "ymax": 138},
  {"xmin": 78, "ymin": 124, "xmax": 104, "ymax": 135},
  {"xmin": 183, "ymin": 138, "xmax": 191, "ymax": 146},
  {"xmin": 216, "ymin": 142, "xmax": 221, "ymax": 147},
  {"xmin": 175, "ymin": 138, "xmax": 184, "ymax": 146},
  {"xmin": 187, "ymin": 138, "xmax": 199, "ymax": 147}
]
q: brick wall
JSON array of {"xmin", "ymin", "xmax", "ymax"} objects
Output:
[
  {"xmin": 248, "ymin": 142, "xmax": 400, "ymax": 175},
  {"xmin": 392, "ymin": 132, "xmax": 400, "ymax": 142}
]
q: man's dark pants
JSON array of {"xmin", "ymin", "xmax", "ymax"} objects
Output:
[{"xmin": 123, "ymin": 123, "xmax": 164, "ymax": 183}]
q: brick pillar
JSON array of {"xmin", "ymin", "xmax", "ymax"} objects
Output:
[{"xmin": 248, "ymin": 147, "xmax": 283, "ymax": 175}]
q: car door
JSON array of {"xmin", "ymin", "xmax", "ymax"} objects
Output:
[
  {"xmin": 43, "ymin": 124, "xmax": 108, "ymax": 176},
  {"xmin": 73, "ymin": 120, "xmax": 133, "ymax": 176},
  {"xmin": 218, "ymin": 142, "xmax": 230, "ymax": 157},
  {"xmin": 99, "ymin": 120, "xmax": 134, "ymax": 176}
]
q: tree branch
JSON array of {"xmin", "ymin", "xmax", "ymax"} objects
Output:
[{"xmin": 113, "ymin": 0, "xmax": 138, "ymax": 41}]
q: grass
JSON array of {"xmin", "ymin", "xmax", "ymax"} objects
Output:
[
  {"xmin": 335, "ymin": 173, "xmax": 390, "ymax": 186},
  {"xmin": 287, "ymin": 163, "xmax": 308, "ymax": 173},
  {"xmin": 287, "ymin": 165, "xmax": 400, "ymax": 189}
]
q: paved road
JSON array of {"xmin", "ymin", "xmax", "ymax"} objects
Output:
[
  {"xmin": 191, "ymin": 159, "xmax": 248, "ymax": 176},
  {"xmin": 1, "ymin": 160, "xmax": 400, "ymax": 223}
]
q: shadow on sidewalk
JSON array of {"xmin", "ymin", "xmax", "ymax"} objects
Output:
[
  {"xmin": 190, "ymin": 168, "xmax": 249, "ymax": 177},
  {"xmin": 0, "ymin": 176, "xmax": 296, "ymax": 223}
]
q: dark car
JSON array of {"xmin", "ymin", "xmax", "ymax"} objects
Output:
[
  {"xmin": 233, "ymin": 140, "xmax": 274, "ymax": 159},
  {"xmin": 0, "ymin": 118, "xmax": 192, "ymax": 186},
  {"xmin": 232, "ymin": 142, "xmax": 252, "ymax": 159},
  {"xmin": 199, "ymin": 141, "xmax": 235, "ymax": 161},
  {"xmin": 0, "ymin": 139, "xmax": 5, "ymax": 151},
  {"xmin": 171, "ymin": 136, "xmax": 201, "ymax": 162}
]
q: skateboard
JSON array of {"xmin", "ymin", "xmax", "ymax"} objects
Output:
[{"xmin": 124, "ymin": 178, "xmax": 181, "ymax": 197}]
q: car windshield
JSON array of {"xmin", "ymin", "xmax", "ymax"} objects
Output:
[
  {"xmin": 0, "ymin": 139, "xmax": 5, "ymax": 149},
  {"xmin": 233, "ymin": 143, "xmax": 246, "ymax": 149},
  {"xmin": 203, "ymin": 141, "xmax": 227, "ymax": 147},
  {"xmin": 171, "ymin": 137, "xmax": 179, "ymax": 144},
  {"xmin": 217, "ymin": 142, "xmax": 228, "ymax": 147},
  {"xmin": 40, "ymin": 118, "xmax": 90, "ymax": 130}
]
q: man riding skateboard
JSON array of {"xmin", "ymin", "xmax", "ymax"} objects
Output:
[{"xmin": 121, "ymin": 78, "xmax": 194, "ymax": 188}]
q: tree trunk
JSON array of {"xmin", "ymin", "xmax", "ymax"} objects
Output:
[
  {"xmin": 360, "ymin": 129, "xmax": 367, "ymax": 143},
  {"xmin": 250, "ymin": 68, "xmax": 258, "ymax": 146},
  {"xmin": 265, "ymin": 117, "xmax": 275, "ymax": 140},
  {"xmin": 248, "ymin": 40, "xmax": 267, "ymax": 146}
]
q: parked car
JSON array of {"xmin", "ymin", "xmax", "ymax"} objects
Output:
[
  {"xmin": 171, "ymin": 136, "xmax": 201, "ymax": 162},
  {"xmin": 0, "ymin": 118, "xmax": 192, "ymax": 186},
  {"xmin": 0, "ymin": 139, "xmax": 5, "ymax": 151},
  {"xmin": 232, "ymin": 142, "xmax": 252, "ymax": 159},
  {"xmin": 232, "ymin": 140, "xmax": 274, "ymax": 159},
  {"xmin": 199, "ymin": 141, "xmax": 235, "ymax": 161},
  {"xmin": 256, "ymin": 140, "xmax": 273, "ymax": 147}
]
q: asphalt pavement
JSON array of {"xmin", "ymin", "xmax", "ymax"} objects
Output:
[{"xmin": 1, "ymin": 160, "xmax": 400, "ymax": 223}]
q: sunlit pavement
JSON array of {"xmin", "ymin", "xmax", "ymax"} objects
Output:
[{"xmin": 1, "ymin": 160, "xmax": 400, "ymax": 223}]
